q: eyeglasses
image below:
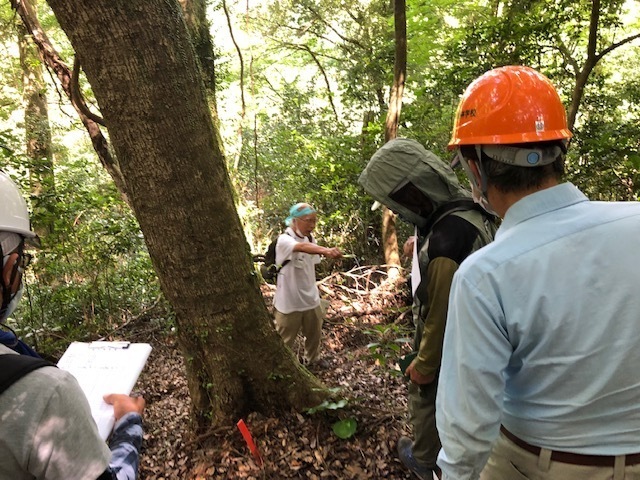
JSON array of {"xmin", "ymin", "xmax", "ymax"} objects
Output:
[
  {"xmin": 298, "ymin": 217, "xmax": 317, "ymax": 224},
  {"xmin": 19, "ymin": 253, "xmax": 33, "ymax": 270}
]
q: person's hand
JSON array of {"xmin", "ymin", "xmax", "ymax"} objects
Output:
[
  {"xmin": 403, "ymin": 236, "xmax": 416, "ymax": 258},
  {"xmin": 406, "ymin": 360, "xmax": 435, "ymax": 385},
  {"xmin": 323, "ymin": 247, "xmax": 343, "ymax": 259},
  {"xmin": 104, "ymin": 393, "xmax": 146, "ymax": 421}
]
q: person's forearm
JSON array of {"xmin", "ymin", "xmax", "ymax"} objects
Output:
[
  {"xmin": 294, "ymin": 242, "xmax": 327, "ymax": 256},
  {"xmin": 107, "ymin": 412, "xmax": 143, "ymax": 480}
]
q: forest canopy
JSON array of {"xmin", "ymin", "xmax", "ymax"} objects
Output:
[{"xmin": 0, "ymin": 0, "xmax": 638, "ymax": 355}]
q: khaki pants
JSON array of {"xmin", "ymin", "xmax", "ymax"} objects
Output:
[
  {"xmin": 274, "ymin": 305, "xmax": 324, "ymax": 363},
  {"xmin": 480, "ymin": 431, "xmax": 640, "ymax": 480}
]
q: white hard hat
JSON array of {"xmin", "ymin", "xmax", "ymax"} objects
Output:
[{"xmin": 0, "ymin": 171, "xmax": 36, "ymax": 239}]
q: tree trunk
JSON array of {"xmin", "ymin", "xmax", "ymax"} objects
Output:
[
  {"xmin": 18, "ymin": 23, "xmax": 55, "ymax": 238},
  {"xmin": 380, "ymin": 0, "xmax": 407, "ymax": 279},
  {"xmin": 11, "ymin": 0, "xmax": 130, "ymax": 204},
  {"xmin": 44, "ymin": 0, "xmax": 326, "ymax": 428},
  {"xmin": 384, "ymin": 0, "xmax": 406, "ymax": 144},
  {"xmin": 179, "ymin": 0, "xmax": 216, "ymax": 96}
]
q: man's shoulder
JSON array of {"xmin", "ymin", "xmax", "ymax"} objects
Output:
[
  {"xmin": 0, "ymin": 354, "xmax": 76, "ymax": 394},
  {"xmin": 277, "ymin": 230, "xmax": 297, "ymax": 242}
]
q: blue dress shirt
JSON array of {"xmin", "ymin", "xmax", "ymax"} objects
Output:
[{"xmin": 436, "ymin": 183, "xmax": 640, "ymax": 480}]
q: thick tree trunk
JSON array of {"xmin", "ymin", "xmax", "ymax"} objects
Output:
[{"xmin": 45, "ymin": 0, "xmax": 326, "ymax": 428}]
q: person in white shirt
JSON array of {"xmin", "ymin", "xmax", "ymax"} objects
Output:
[{"xmin": 273, "ymin": 203, "xmax": 342, "ymax": 368}]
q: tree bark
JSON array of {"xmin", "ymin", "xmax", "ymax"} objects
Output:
[
  {"xmin": 11, "ymin": 0, "xmax": 129, "ymax": 204},
  {"xmin": 44, "ymin": 0, "xmax": 326, "ymax": 428},
  {"xmin": 18, "ymin": 23, "xmax": 55, "ymax": 238},
  {"xmin": 380, "ymin": 0, "xmax": 407, "ymax": 279},
  {"xmin": 178, "ymin": 0, "xmax": 217, "ymax": 96}
]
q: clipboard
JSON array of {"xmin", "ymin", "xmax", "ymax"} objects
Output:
[{"xmin": 57, "ymin": 341, "xmax": 152, "ymax": 440}]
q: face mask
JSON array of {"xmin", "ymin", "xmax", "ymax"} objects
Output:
[
  {"xmin": 457, "ymin": 153, "xmax": 499, "ymax": 217},
  {"xmin": 470, "ymin": 182, "xmax": 498, "ymax": 216},
  {"xmin": 0, "ymin": 284, "xmax": 22, "ymax": 323},
  {"xmin": 0, "ymin": 253, "xmax": 23, "ymax": 323}
]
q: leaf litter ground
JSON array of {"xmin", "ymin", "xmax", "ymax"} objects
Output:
[{"xmin": 130, "ymin": 267, "xmax": 419, "ymax": 479}]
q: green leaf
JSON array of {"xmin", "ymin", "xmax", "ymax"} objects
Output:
[{"xmin": 332, "ymin": 417, "xmax": 357, "ymax": 439}]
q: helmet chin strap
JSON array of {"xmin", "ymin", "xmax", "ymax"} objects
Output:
[
  {"xmin": 0, "ymin": 254, "xmax": 13, "ymax": 321},
  {"xmin": 473, "ymin": 146, "xmax": 491, "ymax": 196}
]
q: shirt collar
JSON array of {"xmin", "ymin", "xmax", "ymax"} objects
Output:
[{"xmin": 497, "ymin": 182, "xmax": 588, "ymax": 238}]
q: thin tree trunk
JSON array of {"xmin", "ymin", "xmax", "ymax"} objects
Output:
[
  {"xmin": 18, "ymin": 23, "xmax": 55, "ymax": 238},
  {"xmin": 563, "ymin": 0, "xmax": 640, "ymax": 131},
  {"xmin": 11, "ymin": 0, "xmax": 129, "ymax": 204},
  {"xmin": 380, "ymin": 0, "xmax": 407, "ymax": 280}
]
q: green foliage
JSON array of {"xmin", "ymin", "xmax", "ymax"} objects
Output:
[
  {"xmin": 9, "ymin": 153, "xmax": 166, "ymax": 357},
  {"xmin": 306, "ymin": 388, "xmax": 357, "ymax": 439},
  {"xmin": 363, "ymin": 321, "xmax": 413, "ymax": 368}
]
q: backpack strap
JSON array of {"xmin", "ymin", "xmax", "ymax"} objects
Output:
[
  {"xmin": 0, "ymin": 354, "xmax": 55, "ymax": 395},
  {"xmin": 279, "ymin": 231, "xmax": 314, "ymax": 270},
  {"xmin": 279, "ymin": 231, "xmax": 293, "ymax": 269}
]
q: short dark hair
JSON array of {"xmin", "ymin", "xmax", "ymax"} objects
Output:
[{"xmin": 460, "ymin": 141, "xmax": 565, "ymax": 193}]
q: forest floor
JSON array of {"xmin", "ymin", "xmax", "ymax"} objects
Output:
[{"xmin": 129, "ymin": 266, "xmax": 421, "ymax": 479}]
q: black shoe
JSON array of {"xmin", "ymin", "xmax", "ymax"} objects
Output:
[
  {"xmin": 397, "ymin": 436, "xmax": 433, "ymax": 480},
  {"xmin": 310, "ymin": 358, "xmax": 330, "ymax": 369}
]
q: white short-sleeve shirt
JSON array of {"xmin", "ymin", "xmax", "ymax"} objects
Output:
[{"xmin": 273, "ymin": 227, "xmax": 321, "ymax": 314}]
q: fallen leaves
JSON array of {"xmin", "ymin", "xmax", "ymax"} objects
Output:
[{"xmin": 133, "ymin": 270, "xmax": 416, "ymax": 479}]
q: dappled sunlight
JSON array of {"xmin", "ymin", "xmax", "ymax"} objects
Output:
[{"xmin": 0, "ymin": 368, "xmax": 109, "ymax": 478}]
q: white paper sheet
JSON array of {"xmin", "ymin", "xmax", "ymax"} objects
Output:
[
  {"xmin": 411, "ymin": 226, "xmax": 421, "ymax": 297},
  {"xmin": 57, "ymin": 341, "xmax": 152, "ymax": 440}
]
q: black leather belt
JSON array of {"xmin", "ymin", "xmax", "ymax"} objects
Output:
[{"xmin": 500, "ymin": 426, "xmax": 640, "ymax": 467}]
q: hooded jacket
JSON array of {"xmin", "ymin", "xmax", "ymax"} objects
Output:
[
  {"xmin": 358, "ymin": 138, "xmax": 471, "ymax": 230},
  {"xmin": 359, "ymin": 138, "xmax": 496, "ymax": 376}
]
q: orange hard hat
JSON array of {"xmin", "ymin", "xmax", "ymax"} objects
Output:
[{"xmin": 448, "ymin": 66, "xmax": 572, "ymax": 149}]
